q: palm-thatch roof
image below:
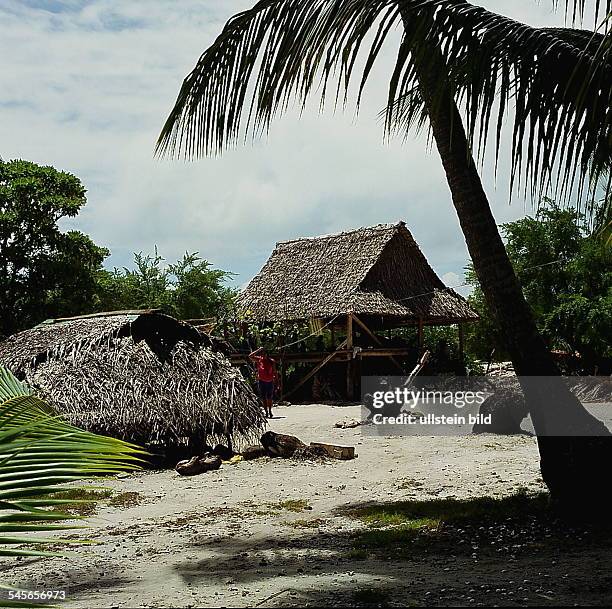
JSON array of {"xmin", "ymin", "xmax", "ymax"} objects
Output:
[
  {"xmin": 238, "ymin": 222, "xmax": 478, "ymax": 324},
  {"xmin": 0, "ymin": 311, "xmax": 265, "ymax": 448}
]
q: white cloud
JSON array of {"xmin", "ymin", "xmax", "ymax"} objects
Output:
[{"xmin": 0, "ymin": 0, "xmax": 574, "ymax": 288}]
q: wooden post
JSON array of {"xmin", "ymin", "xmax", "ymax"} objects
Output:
[
  {"xmin": 346, "ymin": 313, "xmax": 353, "ymax": 349},
  {"xmin": 346, "ymin": 313, "xmax": 354, "ymax": 400},
  {"xmin": 417, "ymin": 318, "xmax": 424, "ymax": 354},
  {"xmin": 353, "ymin": 349, "xmax": 361, "ymax": 399},
  {"xmin": 458, "ymin": 323, "xmax": 465, "ymax": 362}
]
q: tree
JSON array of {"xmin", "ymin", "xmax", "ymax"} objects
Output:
[
  {"xmin": 0, "ymin": 159, "xmax": 109, "ymax": 337},
  {"xmin": 467, "ymin": 200, "xmax": 612, "ymax": 371},
  {"xmin": 156, "ymin": 0, "xmax": 611, "ymax": 508},
  {"xmin": 96, "ymin": 250, "xmax": 236, "ymax": 320}
]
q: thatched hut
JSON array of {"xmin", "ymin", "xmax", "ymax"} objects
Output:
[
  {"xmin": 0, "ymin": 311, "xmax": 265, "ymax": 450},
  {"xmin": 235, "ymin": 222, "xmax": 479, "ymax": 398},
  {"xmin": 239, "ymin": 221, "xmax": 477, "ymax": 324}
]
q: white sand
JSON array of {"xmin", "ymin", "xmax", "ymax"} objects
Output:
[{"xmin": 8, "ymin": 404, "xmax": 608, "ymax": 608}]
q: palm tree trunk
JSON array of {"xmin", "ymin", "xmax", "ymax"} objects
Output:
[{"xmin": 403, "ymin": 17, "xmax": 610, "ymax": 510}]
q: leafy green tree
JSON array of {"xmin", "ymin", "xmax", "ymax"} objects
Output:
[
  {"xmin": 466, "ymin": 201, "xmax": 612, "ymax": 369},
  {"xmin": 168, "ymin": 252, "xmax": 236, "ymax": 320},
  {"xmin": 96, "ymin": 250, "xmax": 236, "ymax": 320},
  {"xmin": 0, "ymin": 159, "xmax": 109, "ymax": 338}
]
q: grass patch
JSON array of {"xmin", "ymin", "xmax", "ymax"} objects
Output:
[
  {"xmin": 344, "ymin": 547, "xmax": 369, "ymax": 560},
  {"xmin": 346, "ymin": 491, "xmax": 551, "ymax": 559},
  {"xmin": 248, "ymin": 505, "xmax": 281, "ymax": 517},
  {"xmin": 274, "ymin": 499, "xmax": 311, "ymax": 513},
  {"xmin": 354, "ymin": 522, "xmax": 435, "ymax": 552},
  {"xmin": 108, "ymin": 491, "xmax": 144, "ymax": 509},
  {"xmin": 46, "ymin": 489, "xmax": 113, "ymax": 516},
  {"xmin": 348, "ymin": 491, "xmax": 549, "ymax": 528}
]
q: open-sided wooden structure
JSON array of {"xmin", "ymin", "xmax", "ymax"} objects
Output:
[{"xmin": 235, "ymin": 222, "xmax": 478, "ymax": 399}]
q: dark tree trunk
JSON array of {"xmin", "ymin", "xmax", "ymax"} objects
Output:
[{"xmin": 401, "ymin": 12, "xmax": 610, "ymax": 511}]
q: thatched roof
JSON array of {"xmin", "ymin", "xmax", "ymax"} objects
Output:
[
  {"xmin": 238, "ymin": 222, "xmax": 478, "ymax": 324},
  {"xmin": 0, "ymin": 311, "xmax": 265, "ymax": 448}
]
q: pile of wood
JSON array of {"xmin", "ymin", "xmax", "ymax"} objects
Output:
[
  {"xmin": 243, "ymin": 431, "xmax": 356, "ymax": 461},
  {"xmin": 177, "ymin": 432, "xmax": 356, "ymax": 475}
]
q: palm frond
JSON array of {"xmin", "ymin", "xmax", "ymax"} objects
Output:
[
  {"xmin": 430, "ymin": 4, "xmax": 611, "ymax": 204},
  {"xmin": 0, "ymin": 365, "xmax": 144, "ymax": 596},
  {"xmin": 555, "ymin": 0, "xmax": 612, "ymax": 25},
  {"xmin": 157, "ymin": 0, "xmax": 610, "ymax": 206}
]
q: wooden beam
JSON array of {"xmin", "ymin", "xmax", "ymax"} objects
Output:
[
  {"xmin": 346, "ymin": 313, "xmax": 353, "ymax": 349},
  {"xmin": 359, "ymin": 349, "xmax": 411, "ymax": 357},
  {"xmin": 458, "ymin": 323, "xmax": 465, "ymax": 362},
  {"xmin": 284, "ymin": 339, "xmax": 348, "ymax": 400},
  {"xmin": 406, "ymin": 350, "xmax": 431, "ymax": 385},
  {"xmin": 352, "ymin": 313, "xmax": 404, "ymax": 374},
  {"xmin": 230, "ymin": 347, "xmax": 413, "ymax": 365},
  {"xmin": 346, "ymin": 314, "xmax": 354, "ymax": 399}
]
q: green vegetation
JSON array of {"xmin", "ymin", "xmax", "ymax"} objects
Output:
[
  {"xmin": 0, "ymin": 365, "xmax": 143, "ymax": 596},
  {"xmin": 28, "ymin": 489, "xmax": 143, "ymax": 517},
  {"xmin": 466, "ymin": 200, "xmax": 612, "ymax": 370},
  {"xmin": 96, "ymin": 249, "xmax": 236, "ymax": 322},
  {"xmin": 274, "ymin": 499, "xmax": 311, "ymax": 513},
  {"xmin": 41, "ymin": 489, "xmax": 113, "ymax": 517},
  {"xmin": 350, "ymin": 492, "xmax": 549, "ymax": 528},
  {"xmin": 347, "ymin": 492, "xmax": 550, "ymax": 557},
  {"xmin": 108, "ymin": 491, "xmax": 144, "ymax": 509},
  {"xmin": 0, "ymin": 159, "xmax": 236, "ymax": 338},
  {"xmin": 0, "ymin": 159, "xmax": 108, "ymax": 338}
]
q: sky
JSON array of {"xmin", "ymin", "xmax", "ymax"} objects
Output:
[{"xmin": 0, "ymin": 0, "xmax": 581, "ymax": 295}]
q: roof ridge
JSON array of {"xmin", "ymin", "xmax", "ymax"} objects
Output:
[
  {"xmin": 276, "ymin": 221, "xmax": 405, "ymax": 246},
  {"xmin": 40, "ymin": 309, "xmax": 162, "ymax": 325}
]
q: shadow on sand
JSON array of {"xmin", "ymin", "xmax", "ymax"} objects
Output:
[{"xmin": 171, "ymin": 493, "xmax": 612, "ymax": 606}]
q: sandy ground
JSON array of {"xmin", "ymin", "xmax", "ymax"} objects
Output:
[{"xmin": 5, "ymin": 403, "xmax": 612, "ymax": 608}]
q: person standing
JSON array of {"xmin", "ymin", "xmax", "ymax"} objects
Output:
[{"xmin": 249, "ymin": 347, "xmax": 277, "ymax": 418}]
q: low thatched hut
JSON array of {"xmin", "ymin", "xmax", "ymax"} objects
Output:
[
  {"xmin": 235, "ymin": 222, "xmax": 479, "ymax": 398},
  {"xmin": 0, "ymin": 310, "xmax": 265, "ymax": 450}
]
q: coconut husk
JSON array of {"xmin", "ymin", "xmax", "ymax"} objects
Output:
[
  {"xmin": 241, "ymin": 445, "xmax": 268, "ymax": 460},
  {"xmin": 176, "ymin": 455, "xmax": 222, "ymax": 476},
  {"xmin": 260, "ymin": 431, "xmax": 306, "ymax": 458}
]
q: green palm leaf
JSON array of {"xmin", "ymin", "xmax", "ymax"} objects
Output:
[
  {"xmin": 0, "ymin": 366, "xmax": 146, "ymax": 604},
  {"xmin": 156, "ymin": 0, "xmax": 610, "ymax": 206}
]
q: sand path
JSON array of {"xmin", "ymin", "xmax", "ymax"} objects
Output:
[{"xmin": 6, "ymin": 404, "xmax": 612, "ymax": 607}]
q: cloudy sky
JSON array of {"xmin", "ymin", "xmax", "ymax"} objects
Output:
[{"xmin": 0, "ymin": 1, "xmax": 580, "ymax": 293}]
